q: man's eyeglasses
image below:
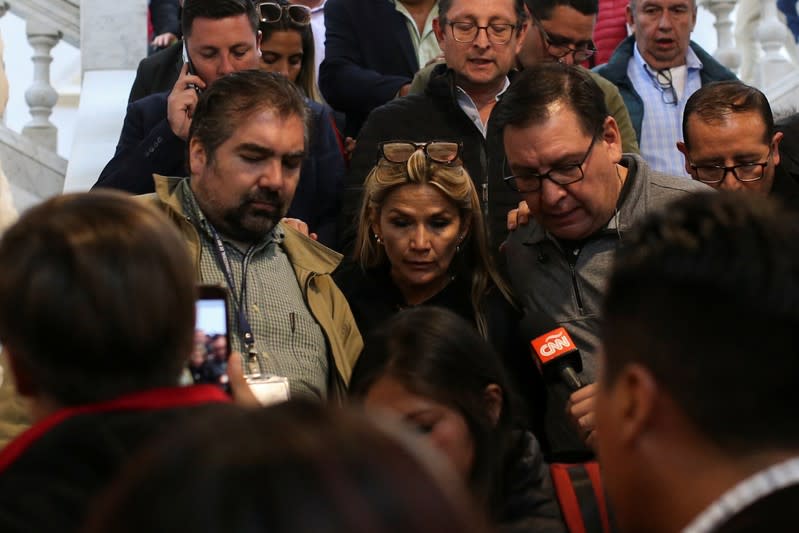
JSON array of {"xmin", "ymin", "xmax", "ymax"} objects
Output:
[
  {"xmin": 379, "ymin": 141, "xmax": 462, "ymax": 165},
  {"xmin": 258, "ymin": 2, "xmax": 311, "ymax": 26},
  {"xmin": 534, "ymin": 20, "xmax": 597, "ymax": 63},
  {"xmin": 449, "ymin": 21, "xmax": 518, "ymax": 45},
  {"xmin": 689, "ymin": 151, "xmax": 773, "ymax": 185},
  {"xmin": 504, "ymin": 135, "xmax": 598, "ymax": 193},
  {"xmin": 644, "ymin": 65, "xmax": 678, "ymax": 105}
]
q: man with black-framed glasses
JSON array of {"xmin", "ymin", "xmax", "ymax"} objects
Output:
[
  {"xmin": 494, "ymin": 63, "xmax": 708, "ymax": 458},
  {"xmin": 341, "ymin": 0, "xmax": 528, "ymax": 253},
  {"xmin": 678, "ymin": 80, "xmax": 799, "ymax": 209},
  {"xmin": 516, "ymin": 0, "xmax": 639, "ymax": 155}
]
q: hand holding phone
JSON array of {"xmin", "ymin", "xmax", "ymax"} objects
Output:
[{"xmin": 167, "ymin": 42, "xmax": 205, "ymax": 139}]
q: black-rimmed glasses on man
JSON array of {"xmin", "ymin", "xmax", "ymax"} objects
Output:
[
  {"xmin": 689, "ymin": 151, "xmax": 773, "ymax": 184},
  {"xmin": 504, "ymin": 135, "xmax": 598, "ymax": 193},
  {"xmin": 448, "ymin": 21, "xmax": 518, "ymax": 44},
  {"xmin": 534, "ymin": 20, "xmax": 597, "ymax": 63}
]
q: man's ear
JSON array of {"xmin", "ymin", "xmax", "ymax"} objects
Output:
[
  {"xmin": 602, "ymin": 116, "xmax": 623, "ymax": 163},
  {"xmin": 2, "ymin": 347, "xmax": 35, "ymax": 397},
  {"xmin": 625, "ymin": 3, "xmax": 634, "ymax": 27},
  {"xmin": 188, "ymin": 137, "xmax": 207, "ymax": 177},
  {"xmin": 433, "ymin": 17, "xmax": 446, "ymax": 47},
  {"xmin": 484, "ymin": 383, "xmax": 503, "ymax": 426},
  {"xmin": 676, "ymin": 141, "xmax": 693, "ymax": 176},
  {"xmin": 771, "ymin": 131, "xmax": 784, "ymax": 168},
  {"xmin": 612, "ymin": 364, "xmax": 658, "ymax": 447}
]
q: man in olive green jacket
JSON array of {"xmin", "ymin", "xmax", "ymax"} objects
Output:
[
  {"xmin": 147, "ymin": 70, "xmax": 361, "ymax": 403},
  {"xmin": 149, "ymin": 173, "xmax": 362, "ymax": 402}
]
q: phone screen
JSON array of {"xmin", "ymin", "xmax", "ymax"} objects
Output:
[{"xmin": 184, "ymin": 285, "xmax": 230, "ymax": 390}]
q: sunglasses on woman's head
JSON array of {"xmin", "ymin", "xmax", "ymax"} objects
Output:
[
  {"xmin": 378, "ymin": 141, "xmax": 462, "ymax": 165},
  {"xmin": 258, "ymin": 2, "xmax": 311, "ymax": 25}
]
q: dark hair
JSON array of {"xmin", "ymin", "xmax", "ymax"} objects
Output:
[
  {"xmin": 188, "ymin": 69, "xmax": 309, "ymax": 163},
  {"xmin": 84, "ymin": 401, "xmax": 487, "ymax": 533},
  {"xmin": 0, "ymin": 191, "xmax": 196, "ymax": 406},
  {"xmin": 493, "ymin": 63, "xmax": 608, "ymax": 138},
  {"xmin": 349, "ymin": 307, "xmax": 525, "ymax": 521},
  {"xmin": 525, "ymin": 0, "xmax": 598, "ymax": 20},
  {"xmin": 602, "ymin": 192, "xmax": 799, "ymax": 454},
  {"xmin": 682, "ymin": 80, "xmax": 774, "ymax": 149},
  {"xmin": 258, "ymin": 0, "xmax": 323, "ymax": 102},
  {"xmin": 439, "ymin": 0, "xmax": 527, "ymax": 27},
  {"xmin": 181, "ymin": 0, "xmax": 259, "ymax": 39}
]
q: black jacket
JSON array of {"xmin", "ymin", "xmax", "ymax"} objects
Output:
[
  {"xmin": 319, "ymin": 0, "xmax": 419, "ymax": 137},
  {"xmin": 343, "ymin": 65, "xmax": 516, "ymax": 255},
  {"xmin": 129, "ymin": 42, "xmax": 182, "ymax": 103},
  {"xmin": 334, "ymin": 262, "xmax": 547, "ymax": 439}
]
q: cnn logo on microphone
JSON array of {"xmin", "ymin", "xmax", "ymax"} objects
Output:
[{"xmin": 532, "ymin": 327, "xmax": 574, "ymax": 360}]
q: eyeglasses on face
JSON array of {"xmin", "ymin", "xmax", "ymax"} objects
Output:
[
  {"xmin": 448, "ymin": 21, "xmax": 518, "ymax": 44},
  {"xmin": 258, "ymin": 2, "xmax": 311, "ymax": 25},
  {"xmin": 378, "ymin": 141, "xmax": 462, "ymax": 165},
  {"xmin": 689, "ymin": 151, "xmax": 773, "ymax": 185},
  {"xmin": 504, "ymin": 135, "xmax": 599, "ymax": 193},
  {"xmin": 534, "ymin": 20, "xmax": 597, "ymax": 62}
]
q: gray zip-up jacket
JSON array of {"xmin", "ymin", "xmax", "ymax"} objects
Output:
[{"xmin": 504, "ymin": 154, "xmax": 710, "ymax": 455}]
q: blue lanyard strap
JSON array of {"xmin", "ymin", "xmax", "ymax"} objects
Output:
[{"xmin": 207, "ymin": 225, "xmax": 268, "ymax": 376}]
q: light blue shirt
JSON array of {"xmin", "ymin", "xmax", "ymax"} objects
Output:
[
  {"xmin": 628, "ymin": 45, "xmax": 702, "ymax": 177},
  {"xmin": 455, "ymin": 78, "xmax": 511, "ymax": 138}
]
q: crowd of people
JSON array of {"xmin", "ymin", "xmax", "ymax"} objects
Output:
[{"xmin": 0, "ymin": 0, "xmax": 796, "ymax": 531}]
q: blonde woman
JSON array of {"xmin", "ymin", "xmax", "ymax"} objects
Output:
[{"xmin": 334, "ymin": 141, "xmax": 546, "ymax": 436}]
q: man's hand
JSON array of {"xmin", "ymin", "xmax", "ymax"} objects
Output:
[
  {"xmin": 397, "ymin": 84, "xmax": 411, "ymax": 97},
  {"xmin": 151, "ymin": 32, "xmax": 178, "ymax": 49},
  {"xmin": 507, "ymin": 200, "xmax": 531, "ymax": 231},
  {"xmin": 566, "ymin": 383, "xmax": 598, "ymax": 449},
  {"xmin": 226, "ymin": 352, "xmax": 261, "ymax": 407},
  {"xmin": 282, "ymin": 217, "xmax": 318, "ymax": 241},
  {"xmin": 167, "ymin": 62, "xmax": 206, "ymax": 140}
]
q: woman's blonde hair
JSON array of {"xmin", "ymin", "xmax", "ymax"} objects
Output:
[{"xmin": 354, "ymin": 150, "xmax": 515, "ymax": 337}]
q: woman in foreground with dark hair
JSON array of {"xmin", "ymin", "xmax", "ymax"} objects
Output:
[
  {"xmin": 349, "ymin": 306, "xmax": 566, "ymax": 533},
  {"xmin": 84, "ymin": 401, "xmax": 487, "ymax": 533}
]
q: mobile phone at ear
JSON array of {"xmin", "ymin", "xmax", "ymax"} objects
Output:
[
  {"xmin": 182, "ymin": 41, "xmax": 201, "ymax": 93},
  {"xmin": 184, "ymin": 285, "xmax": 230, "ymax": 390}
]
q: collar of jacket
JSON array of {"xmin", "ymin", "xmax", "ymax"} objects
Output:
[
  {"xmin": 424, "ymin": 63, "xmax": 519, "ymax": 101},
  {"xmin": 150, "ymin": 174, "xmax": 343, "ymax": 276},
  {"xmin": 598, "ymin": 35, "xmax": 732, "ymax": 83},
  {"xmin": 517, "ymin": 154, "xmax": 647, "ymax": 245}
]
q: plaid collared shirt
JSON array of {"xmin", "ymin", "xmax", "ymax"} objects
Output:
[
  {"xmin": 682, "ymin": 456, "xmax": 799, "ymax": 533},
  {"xmin": 627, "ymin": 44, "xmax": 702, "ymax": 178},
  {"xmin": 180, "ymin": 180, "xmax": 329, "ymax": 400}
]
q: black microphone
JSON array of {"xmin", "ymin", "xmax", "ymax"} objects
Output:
[{"xmin": 520, "ymin": 312, "xmax": 583, "ymax": 391}]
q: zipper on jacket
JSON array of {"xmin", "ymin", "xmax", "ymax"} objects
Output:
[{"xmin": 566, "ymin": 247, "xmax": 585, "ymax": 314}]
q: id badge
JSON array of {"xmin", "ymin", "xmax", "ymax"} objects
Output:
[{"xmin": 246, "ymin": 374, "xmax": 290, "ymax": 406}]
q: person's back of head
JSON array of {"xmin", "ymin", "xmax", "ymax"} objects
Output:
[
  {"xmin": 601, "ymin": 191, "xmax": 799, "ymax": 454},
  {"xmin": 181, "ymin": 0, "xmax": 259, "ymax": 39},
  {"xmin": 84, "ymin": 401, "xmax": 488, "ymax": 533},
  {"xmin": 493, "ymin": 62, "xmax": 608, "ymax": 137},
  {"xmin": 597, "ymin": 191, "xmax": 799, "ymax": 532},
  {"xmin": 0, "ymin": 191, "xmax": 196, "ymax": 409}
]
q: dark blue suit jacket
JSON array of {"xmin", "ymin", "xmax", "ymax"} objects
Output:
[
  {"xmin": 93, "ymin": 93, "xmax": 344, "ymax": 249},
  {"xmin": 319, "ymin": 0, "xmax": 419, "ymax": 137}
]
